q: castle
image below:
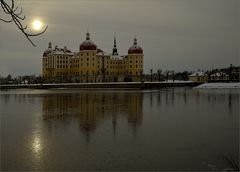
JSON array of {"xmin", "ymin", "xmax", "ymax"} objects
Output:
[{"xmin": 42, "ymin": 32, "xmax": 144, "ymax": 82}]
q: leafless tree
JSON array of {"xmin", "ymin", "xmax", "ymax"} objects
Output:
[
  {"xmin": 157, "ymin": 69, "xmax": 162, "ymax": 81},
  {"xmin": 150, "ymin": 69, "xmax": 153, "ymax": 82},
  {"xmin": 0, "ymin": 0, "xmax": 48, "ymax": 47}
]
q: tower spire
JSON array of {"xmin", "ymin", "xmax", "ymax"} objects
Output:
[
  {"xmin": 86, "ymin": 30, "xmax": 90, "ymax": 40},
  {"xmin": 112, "ymin": 34, "xmax": 118, "ymax": 55},
  {"xmin": 114, "ymin": 36, "xmax": 116, "ymax": 48},
  {"xmin": 134, "ymin": 35, "xmax": 137, "ymax": 45},
  {"xmin": 48, "ymin": 41, "xmax": 52, "ymax": 48}
]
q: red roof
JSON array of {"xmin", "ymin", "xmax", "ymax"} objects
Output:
[{"xmin": 128, "ymin": 45, "xmax": 143, "ymax": 54}]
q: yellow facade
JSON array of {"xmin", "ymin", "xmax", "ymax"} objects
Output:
[{"xmin": 42, "ymin": 33, "xmax": 144, "ymax": 82}]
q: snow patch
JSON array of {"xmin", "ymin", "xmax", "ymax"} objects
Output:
[{"xmin": 194, "ymin": 83, "xmax": 240, "ymax": 89}]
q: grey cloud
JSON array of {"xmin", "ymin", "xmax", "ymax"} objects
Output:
[{"xmin": 0, "ymin": 0, "xmax": 239, "ymax": 76}]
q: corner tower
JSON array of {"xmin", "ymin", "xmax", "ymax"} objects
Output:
[{"xmin": 126, "ymin": 36, "xmax": 144, "ymax": 77}]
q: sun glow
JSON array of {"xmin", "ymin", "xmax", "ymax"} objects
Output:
[{"xmin": 32, "ymin": 19, "xmax": 43, "ymax": 31}]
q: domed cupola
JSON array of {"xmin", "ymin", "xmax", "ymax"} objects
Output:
[
  {"xmin": 128, "ymin": 37, "xmax": 143, "ymax": 54},
  {"xmin": 43, "ymin": 42, "xmax": 53, "ymax": 57},
  {"xmin": 80, "ymin": 32, "xmax": 97, "ymax": 51}
]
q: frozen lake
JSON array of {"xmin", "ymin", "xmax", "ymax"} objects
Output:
[{"xmin": 0, "ymin": 87, "xmax": 239, "ymax": 171}]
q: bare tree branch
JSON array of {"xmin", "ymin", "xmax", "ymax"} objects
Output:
[{"xmin": 0, "ymin": 0, "xmax": 48, "ymax": 47}]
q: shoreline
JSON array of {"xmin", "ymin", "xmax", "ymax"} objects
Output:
[{"xmin": 0, "ymin": 81, "xmax": 200, "ymax": 90}]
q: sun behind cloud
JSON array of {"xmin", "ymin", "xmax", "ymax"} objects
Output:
[{"xmin": 32, "ymin": 19, "xmax": 43, "ymax": 31}]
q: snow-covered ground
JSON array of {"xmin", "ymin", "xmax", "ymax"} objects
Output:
[
  {"xmin": 0, "ymin": 80, "xmax": 193, "ymax": 86},
  {"xmin": 194, "ymin": 82, "xmax": 240, "ymax": 89}
]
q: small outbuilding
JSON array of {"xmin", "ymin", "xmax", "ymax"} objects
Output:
[{"xmin": 189, "ymin": 72, "xmax": 208, "ymax": 83}]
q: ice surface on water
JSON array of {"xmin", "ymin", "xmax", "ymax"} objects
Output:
[{"xmin": 194, "ymin": 82, "xmax": 240, "ymax": 89}]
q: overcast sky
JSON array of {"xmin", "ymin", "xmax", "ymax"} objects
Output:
[{"xmin": 0, "ymin": 0, "xmax": 239, "ymax": 76}]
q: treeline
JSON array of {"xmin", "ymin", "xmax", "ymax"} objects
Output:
[
  {"xmin": 0, "ymin": 75, "xmax": 44, "ymax": 85},
  {"xmin": 1, "ymin": 64, "xmax": 239, "ymax": 84}
]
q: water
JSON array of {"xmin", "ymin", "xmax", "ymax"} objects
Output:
[{"xmin": 0, "ymin": 88, "xmax": 239, "ymax": 171}]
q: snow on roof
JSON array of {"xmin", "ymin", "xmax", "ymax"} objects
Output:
[
  {"xmin": 80, "ymin": 40, "xmax": 96, "ymax": 46},
  {"xmin": 189, "ymin": 71, "xmax": 206, "ymax": 77},
  {"xmin": 97, "ymin": 51, "xmax": 110, "ymax": 56},
  {"xmin": 210, "ymin": 72, "xmax": 229, "ymax": 77},
  {"xmin": 97, "ymin": 48, "xmax": 103, "ymax": 53},
  {"xmin": 52, "ymin": 52, "xmax": 74, "ymax": 56},
  {"xmin": 111, "ymin": 54, "xmax": 124, "ymax": 60},
  {"xmin": 97, "ymin": 48, "xmax": 126, "ymax": 58},
  {"xmin": 47, "ymin": 47, "xmax": 74, "ymax": 56}
]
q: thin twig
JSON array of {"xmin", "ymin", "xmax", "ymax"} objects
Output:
[{"xmin": 0, "ymin": 0, "xmax": 48, "ymax": 47}]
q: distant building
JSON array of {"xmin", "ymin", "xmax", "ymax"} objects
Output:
[
  {"xmin": 189, "ymin": 71, "xmax": 208, "ymax": 83},
  {"xmin": 42, "ymin": 32, "xmax": 144, "ymax": 82},
  {"xmin": 210, "ymin": 72, "xmax": 229, "ymax": 81}
]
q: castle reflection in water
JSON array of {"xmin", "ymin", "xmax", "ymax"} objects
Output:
[
  {"xmin": 42, "ymin": 91, "xmax": 143, "ymax": 139},
  {"xmin": 1, "ymin": 88, "xmax": 236, "ymax": 142}
]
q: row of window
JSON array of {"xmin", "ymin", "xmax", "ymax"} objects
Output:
[
  {"xmin": 72, "ymin": 63, "xmax": 95, "ymax": 68},
  {"xmin": 79, "ymin": 52, "xmax": 95, "ymax": 56},
  {"xmin": 45, "ymin": 59, "xmax": 142, "ymax": 66},
  {"xmin": 45, "ymin": 71, "xmax": 140, "ymax": 77},
  {"xmin": 45, "ymin": 63, "xmax": 143, "ymax": 69},
  {"xmin": 58, "ymin": 71, "xmax": 139, "ymax": 76},
  {"xmin": 109, "ymin": 61, "xmax": 124, "ymax": 65},
  {"xmin": 72, "ymin": 58, "xmax": 100, "ymax": 64},
  {"xmin": 129, "ymin": 65, "xmax": 142, "ymax": 68},
  {"xmin": 59, "ymin": 64, "xmax": 142, "ymax": 69},
  {"xmin": 45, "ymin": 56, "xmax": 143, "ymax": 65},
  {"xmin": 69, "ymin": 60, "xmax": 143, "ymax": 65},
  {"xmin": 129, "ymin": 56, "xmax": 143, "ymax": 60},
  {"xmin": 57, "ymin": 71, "xmax": 68, "ymax": 75},
  {"xmin": 48, "ymin": 56, "xmax": 70, "ymax": 60},
  {"xmin": 129, "ymin": 60, "xmax": 143, "ymax": 64},
  {"xmin": 57, "ymin": 60, "xmax": 68, "ymax": 64},
  {"xmin": 106, "ymin": 65, "xmax": 141, "ymax": 69},
  {"xmin": 57, "ymin": 65, "xmax": 68, "ymax": 69}
]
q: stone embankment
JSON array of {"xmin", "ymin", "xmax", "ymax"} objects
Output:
[{"xmin": 0, "ymin": 82, "xmax": 200, "ymax": 90}]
